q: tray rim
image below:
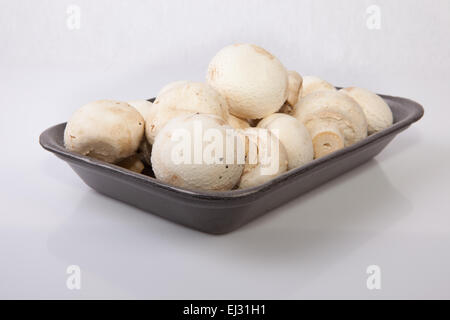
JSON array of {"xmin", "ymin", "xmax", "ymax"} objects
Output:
[{"xmin": 39, "ymin": 93, "xmax": 424, "ymax": 202}]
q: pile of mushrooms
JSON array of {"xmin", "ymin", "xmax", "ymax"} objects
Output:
[{"xmin": 64, "ymin": 43, "xmax": 393, "ymax": 191}]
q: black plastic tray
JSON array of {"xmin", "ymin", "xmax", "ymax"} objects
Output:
[{"xmin": 39, "ymin": 94, "xmax": 423, "ymax": 234}]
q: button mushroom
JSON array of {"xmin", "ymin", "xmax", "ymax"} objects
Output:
[
  {"xmin": 151, "ymin": 113, "xmax": 244, "ymax": 191},
  {"xmin": 238, "ymin": 128, "xmax": 288, "ymax": 189},
  {"xmin": 128, "ymin": 100, "xmax": 154, "ymax": 165},
  {"xmin": 257, "ymin": 113, "xmax": 314, "ymax": 170},
  {"xmin": 340, "ymin": 87, "xmax": 393, "ymax": 135},
  {"xmin": 299, "ymin": 76, "xmax": 336, "ymax": 98},
  {"xmin": 64, "ymin": 100, "xmax": 144, "ymax": 163},
  {"xmin": 146, "ymin": 82, "xmax": 230, "ymax": 144},
  {"xmin": 157, "ymin": 80, "xmax": 188, "ymax": 97},
  {"xmin": 206, "ymin": 43, "xmax": 288, "ymax": 119},
  {"xmin": 286, "ymin": 70, "xmax": 303, "ymax": 107},
  {"xmin": 128, "ymin": 99, "xmax": 153, "ymax": 120},
  {"xmin": 293, "ymin": 91, "xmax": 368, "ymax": 159}
]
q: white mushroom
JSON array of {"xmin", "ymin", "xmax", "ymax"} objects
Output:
[
  {"xmin": 293, "ymin": 91, "xmax": 368, "ymax": 159},
  {"xmin": 340, "ymin": 87, "xmax": 393, "ymax": 135},
  {"xmin": 299, "ymin": 76, "xmax": 336, "ymax": 98},
  {"xmin": 227, "ymin": 114, "xmax": 250, "ymax": 130},
  {"xmin": 127, "ymin": 100, "xmax": 154, "ymax": 165},
  {"xmin": 286, "ymin": 70, "xmax": 303, "ymax": 107},
  {"xmin": 151, "ymin": 113, "xmax": 244, "ymax": 191},
  {"xmin": 117, "ymin": 154, "xmax": 145, "ymax": 173},
  {"xmin": 206, "ymin": 43, "xmax": 288, "ymax": 119},
  {"xmin": 127, "ymin": 100, "xmax": 153, "ymax": 120},
  {"xmin": 257, "ymin": 113, "xmax": 313, "ymax": 170},
  {"xmin": 146, "ymin": 82, "xmax": 229, "ymax": 144},
  {"xmin": 64, "ymin": 100, "xmax": 144, "ymax": 163},
  {"xmin": 238, "ymin": 128, "xmax": 288, "ymax": 189},
  {"xmin": 157, "ymin": 81, "xmax": 188, "ymax": 97}
]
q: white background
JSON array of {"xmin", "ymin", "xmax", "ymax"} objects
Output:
[{"xmin": 1, "ymin": 0, "xmax": 449, "ymax": 299}]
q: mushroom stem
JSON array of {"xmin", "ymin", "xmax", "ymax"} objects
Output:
[
  {"xmin": 117, "ymin": 155, "xmax": 145, "ymax": 173},
  {"xmin": 308, "ymin": 120, "xmax": 344, "ymax": 159},
  {"xmin": 286, "ymin": 71, "xmax": 303, "ymax": 107},
  {"xmin": 278, "ymin": 103, "xmax": 293, "ymax": 115}
]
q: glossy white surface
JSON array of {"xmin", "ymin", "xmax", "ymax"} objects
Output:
[{"xmin": 0, "ymin": 0, "xmax": 449, "ymax": 299}]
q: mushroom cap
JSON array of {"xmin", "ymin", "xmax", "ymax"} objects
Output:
[
  {"xmin": 340, "ymin": 87, "xmax": 393, "ymax": 135},
  {"xmin": 206, "ymin": 44, "xmax": 288, "ymax": 119},
  {"xmin": 151, "ymin": 113, "xmax": 244, "ymax": 191},
  {"xmin": 257, "ymin": 113, "xmax": 313, "ymax": 170},
  {"xmin": 228, "ymin": 114, "xmax": 250, "ymax": 130},
  {"xmin": 157, "ymin": 81, "xmax": 188, "ymax": 97},
  {"xmin": 128, "ymin": 100, "xmax": 154, "ymax": 164},
  {"xmin": 299, "ymin": 76, "xmax": 336, "ymax": 98},
  {"xmin": 238, "ymin": 128, "xmax": 288, "ymax": 189},
  {"xmin": 64, "ymin": 100, "xmax": 144, "ymax": 163},
  {"xmin": 146, "ymin": 107, "xmax": 193, "ymax": 145},
  {"xmin": 146, "ymin": 82, "xmax": 230, "ymax": 144},
  {"xmin": 293, "ymin": 91, "xmax": 368, "ymax": 147},
  {"xmin": 128, "ymin": 100, "xmax": 153, "ymax": 120},
  {"xmin": 286, "ymin": 71, "xmax": 303, "ymax": 107}
]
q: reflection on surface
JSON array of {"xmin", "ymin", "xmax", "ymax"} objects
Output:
[{"xmin": 47, "ymin": 159, "xmax": 411, "ymax": 299}]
